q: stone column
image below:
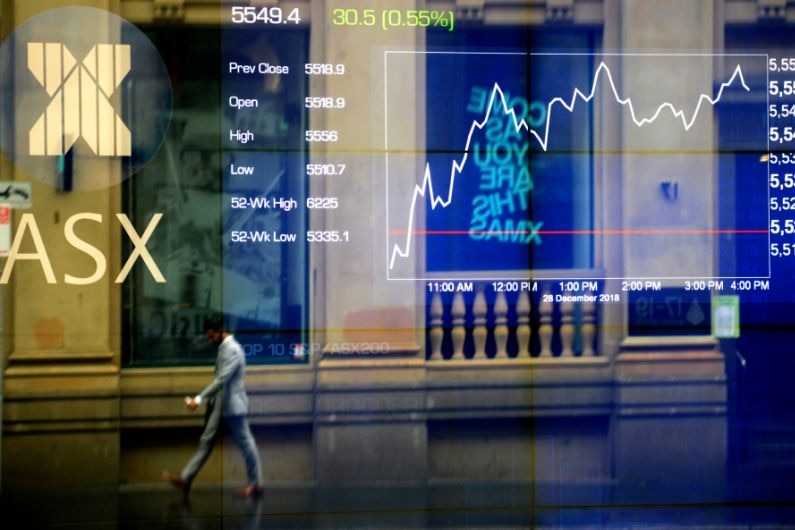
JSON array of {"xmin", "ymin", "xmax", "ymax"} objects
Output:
[
  {"xmin": 621, "ymin": 0, "xmax": 718, "ymax": 278},
  {"xmin": 314, "ymin": 0, "xmax": 425, "ymax": 357},
  {"xmin": 311, "ymin": 0, "xmax": 428, "ymax": 487},
  {"xmin": 1, "ymin": 1, "xmax": 121, "ymax": 509},
  {"xmin": 613, "ymin": 0, "xmax": 727, "ymax": 504}
]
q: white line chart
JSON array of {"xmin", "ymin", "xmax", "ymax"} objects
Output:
[{"xmin": 386, "ymin": 55, "xmax": 757, "ymax": 275}]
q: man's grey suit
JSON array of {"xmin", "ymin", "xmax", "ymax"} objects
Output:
[{"xmin": 181, "ymin": 335, "xmax": 263, "ymax": 488}]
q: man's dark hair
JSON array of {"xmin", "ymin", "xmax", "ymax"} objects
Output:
[{"xmin": 203, "ymin": 315, "xmax": 226, "ymax": 333}]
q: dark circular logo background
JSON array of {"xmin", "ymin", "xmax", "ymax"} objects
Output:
[{"xmin": 0, "ymin": 6, "xmax": 172, "ymax": 190}]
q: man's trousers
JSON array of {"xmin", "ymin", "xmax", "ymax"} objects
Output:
[{"xmin": 181, "ymin": 400, "xmax": 263, "ymax": 487}]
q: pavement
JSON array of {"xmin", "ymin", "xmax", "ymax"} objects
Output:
[{"xmin": 3, "ymin": 482, "xmax": 795, "ymax": 529}]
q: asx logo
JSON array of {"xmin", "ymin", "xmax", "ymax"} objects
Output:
[
  {"xmin": 27, "ymin": 42, "xmax": 131, "ymax": 157},
  {"xmin": 0, "ymin": 212, "xmax": 165, "ymax": 285},
  {"xmin": 0, "ymin": 6, "xmax": 172, "ymax": 189}
]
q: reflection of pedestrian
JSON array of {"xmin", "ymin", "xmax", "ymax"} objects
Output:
[{"xmin": 163, "ymin": 316, "xmax": 263, "ymax": 497}]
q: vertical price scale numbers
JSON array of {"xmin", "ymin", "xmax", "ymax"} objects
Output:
[{"xmin": 768, "ymin": 57, "xmax": 795, "ymax": 259}]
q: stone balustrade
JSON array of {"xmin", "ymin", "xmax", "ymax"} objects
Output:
[{"xmin": 427, "ymin": 288, "xmax": 598, "ymax": 360}]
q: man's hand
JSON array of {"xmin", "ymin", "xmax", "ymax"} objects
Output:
[{"xmin": 185, "ymin": 396, "xmax": 199, "ymax": 411}]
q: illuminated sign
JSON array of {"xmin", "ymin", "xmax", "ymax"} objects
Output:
[
  {"xmin": 0, "ymin": 213, "xmax": 164, "ymax": 285},
  {"xmin": 27, "ymin": 42, "xmax": 132, "ymax": 157},
  {"xmin": 0, "ymin": 6, "xmax": 172, "ymax": 190}
]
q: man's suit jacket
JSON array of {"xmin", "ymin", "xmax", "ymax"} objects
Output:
[{"xmin": 198, "ymin": 335, "xmax": 250, "ymax": 417}]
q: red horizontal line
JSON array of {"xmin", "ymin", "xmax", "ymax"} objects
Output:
[{"xmin": 388, "ymin": 229, "xmax": 769, "ymax": 235}]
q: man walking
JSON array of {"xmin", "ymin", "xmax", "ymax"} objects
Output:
[{"xmin": 163, "ymin": 316, "xmax": 264, "ymax": 497}]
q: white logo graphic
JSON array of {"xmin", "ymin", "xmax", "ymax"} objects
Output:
[{"xmin": 27, "ymin": 42, "xmax": 131, "ymax": 156}]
